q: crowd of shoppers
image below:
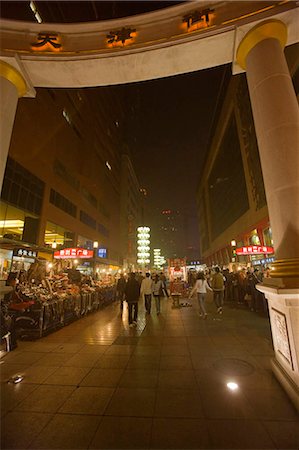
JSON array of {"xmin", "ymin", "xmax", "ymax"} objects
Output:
[
  {"xmin": 188, "ymin": 265, "xmax": 269, "ymax": 317},
  {"xmin": 116, "ymin": 265, "xmax": 269, "ymax": 327},
  {"xmin": 117, "ymin": 271, "xmax": 170, "ymax": 327}
]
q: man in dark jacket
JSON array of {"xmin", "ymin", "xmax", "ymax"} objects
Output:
[
  {"xmin": 116, "ymin": 274, "xmax": 126, "ymax": 313},
  {"xmin": 125, "ymin": 272, "xmax": 140, "ymax": 327}
]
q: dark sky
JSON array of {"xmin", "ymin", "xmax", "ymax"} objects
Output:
[
  {"xmin": 1, "ymin": 0, "xmax": 231, "ymax": 254},
  {"xmin": 123, "ymin": 65, "xmax": 230, "ymax": 214}
]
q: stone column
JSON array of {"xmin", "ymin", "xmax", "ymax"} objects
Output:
[
  {"xmin": 0, "ymin": 61, "xmax": 27, "ymax": 191},
  {"xmin": 237, "ymin": 20, "xmax": 299, "ymax": 411}
]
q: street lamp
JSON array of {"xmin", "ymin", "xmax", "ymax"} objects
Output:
[
  {"xmin": 231, "ymin": 240, "xmax": 236, "ymax": 262},
  {"xmin": 93, "ymin": 241, "xmax": 99, "ymax": 277}
]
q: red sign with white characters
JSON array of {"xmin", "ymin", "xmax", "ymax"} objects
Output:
[
  {"xmin": 54, "ymin": 248, "xmax": 94, "ymax": 259},
  {"xmin": 235, "ymin": 246, "xmax": 274, "ymax": 255}
]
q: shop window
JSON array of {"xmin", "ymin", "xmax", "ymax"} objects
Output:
[
  {"xmin": 263, "ymin": 227, "xmax": 273, "ymax": 246},
  {"xmin": 98, "ymin": 223, "xmax": 109, "ymax": 237},
  {"xmin": 81, "ymin": 187, "xmax": 97, "ymax": 209},
  {"xmin": 208, "ymin": 115, "xmax": 249, "ymax": 239},
  {"xmin": 49, "ymin": 189, "xmax": 77, "ymax": 218},
  {"xmin": 0, "ymin": 202, "xmax": 39, "ymax": 244},
  {"xmin": 1, "ymin": 157, "xmax": 44, "ymax": 215},
  {"xmin": 77, "ymin": 235, "xmax": 93, "ymax": 250},
  {"xmin": 0, "ymin": 248, "xmax": 12, "ymax": 280},
  {"xmin": 249, "ymin": 231, "xmax": 261, "ymax": 246},
  {"xmin": 80, "ymin": 210, "xmax": 96, "ymax": 230},
  {"xmin": 44, "ymin": 221, "xmax": 74, "ymax": 248},
  {"xmin": 22, "ymin": 216, "xmax": 39, "ymax": 244},
  {"xmin": 53, "ymin": 159, "xmax": 80, "ymax": 191}
]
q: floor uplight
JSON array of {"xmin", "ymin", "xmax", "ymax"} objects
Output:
[
  {"xmin": 8, "ymin": 375, "xmax": 24, "ymax": 384},
  {"xmin": 227, "ymin": 381, "xmax": 239, "ymax": 391}
]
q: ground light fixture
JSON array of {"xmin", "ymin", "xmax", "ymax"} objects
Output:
[
  {"xmin": 8, "ymin": 375, "xmax": 24, "ymax": 384},
  {"xmin": 226, "ymin": 381, "xmax": 239, "ymax": 391}
]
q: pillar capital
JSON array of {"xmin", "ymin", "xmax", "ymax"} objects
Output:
[
  {"xmin": 0, "ymin": 60, "xmax": 27, "ymax": 97},
  {"xmin": 270, "ymin": 258, "xmax": 299, "ymax": 286},
  {"xmin": 236, "ymin": 19, "xmax": 287, "ymax": 70}
]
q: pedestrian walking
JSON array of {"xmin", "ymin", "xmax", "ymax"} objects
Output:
[
  {"xmin": 124, "ymin": 272, "xmax": 140, "ymax": 327},
  {"xmin": 189, "ymin": 272, "xmax": 212, "ymax": 319},
  {"xmin": 152, "ymin": 274, "xmax": 163, "ymax": 315},
  {"xmin": 116, "ymin": 273, "xmax": 126, "ymax": 313},
  {"xmin": 140, "ymin": 272, "xmax": 153, "ymax": 313},
  {"xmin": 160, "ymin": 272, "xmax": 169, "ymax": 297},
  {"xmin": 211, "ymin": 267, "xmax": 225, "ymax": 314}
]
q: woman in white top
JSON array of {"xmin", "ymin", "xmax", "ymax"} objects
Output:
[{"xmin": 189, "ymin": 272, "xmax": 212, "ymax": 318}]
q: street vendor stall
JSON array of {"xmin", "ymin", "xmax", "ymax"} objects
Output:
[
  {"xmin": 1, "ymin": 262, "xmax": 116, "ymax": 341},
  {"xmin": 168, "ymin": 258, "xmax": 187, "ymax": 282},
  {"xmin": 168, "ymin": 258, "xmax": 188, "ymax": 308}
]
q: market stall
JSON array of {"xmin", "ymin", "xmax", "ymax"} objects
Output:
[{"xmin": 2, "ymin": 268, "xmax": 116, "ymax": 340}]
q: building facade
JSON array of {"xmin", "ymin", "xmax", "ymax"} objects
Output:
[
  {"xmin": 197, "ymin": 43, "xmax": 299, "ymax": 269},
  {"xmin": 120, "ymin": 154, "xmax": 143, "ymax": 271},
  {"xmin": 0, "ymin": 85, "xmax": 140, "ymax": 276}
]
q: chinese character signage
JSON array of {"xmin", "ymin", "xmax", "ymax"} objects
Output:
[
  {"xmin": 31, "ymin": 33, "xmax": 62, "ymax": 52},
  {"xmin": 97, "ymin": 248, "xmax": 107, "ymax": 258},
  {"xmin": 182, "ymin": 8, "xmax": 214, "ymax": 31},
  {"xmin": 168, "ymin": 258, "xmax": 187, "ymax": 268},
  {"xmin": 54, "ymin": 248, "xmax": 94, "ymax": 259},
  {"xmin": 13, "ymin": 248, "xmax": 38, "ymax": 258},
  {"xmin": 236, "ymin": 246, "xmax": 274, "ymax": 255},
  {"xmin": 106, "ymin": 27, "xmax": 136, "ymax": 47}
]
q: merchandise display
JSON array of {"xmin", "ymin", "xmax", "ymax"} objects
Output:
[{"xmin": 2, "ymin": 272, "xmax": 116, "ymax": 339}]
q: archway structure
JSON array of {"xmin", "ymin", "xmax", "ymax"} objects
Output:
[
  {"xmin": 1, "ymin": 0, "xmax": 299, "ymax": 410},
  {"xmin": 0, "ymin": 1, "xmax": 298, "ymax": 92}
]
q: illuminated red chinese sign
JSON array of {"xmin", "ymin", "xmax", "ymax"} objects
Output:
[
  {"xmin": 168, "ymin": 258, "xmax": 187, "ymax": 268},
  {"xmin": 54, "ymin": 248, "xmax": 94, "ymax": 259},
  {"xmin": 236, "ymin": 246, "xmax": 274, "ymax": 255}
]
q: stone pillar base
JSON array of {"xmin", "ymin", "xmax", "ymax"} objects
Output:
[
  {"xmin": 257, "ymin": 282, "xmax": 299, "ymax": 411},
  {"xmin": 271, "ymin": 358, "xmax": 299, "ymax": 411}
]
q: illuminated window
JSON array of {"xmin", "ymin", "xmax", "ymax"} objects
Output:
[{"xmin": 44, "ymin": 221, "xmax": 74, "ymax": 248}]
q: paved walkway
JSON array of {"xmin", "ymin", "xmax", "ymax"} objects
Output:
[{"xmin": 1, "ymin": 295, "xmax": 298, "ymax": 449}]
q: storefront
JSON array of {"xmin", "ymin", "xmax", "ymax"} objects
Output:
[
  {"xmin": 168, "ymin": 258, "xmax": 187, "ymax": 281},
  {"xmin": 53, "ymin": 247, "xmax": 94, "ymax": 274},
  {"xmin": 0, "ymin": 248, "xmax": 12, "ymax": 280},
  {"xmin": 235, "ymin": 245, "xmax": 275, "ymax": 268},
  {"xmin": 11, "ymin": 247, "xmax": 38, "ymax": 274}
]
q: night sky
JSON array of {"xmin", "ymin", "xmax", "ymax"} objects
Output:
[
  {"xmin": 117, "ymin": 64, "xmax": 231, "ymax": 256},
  {"xmin": 1, "ymin": 1, "xmax": 231, "ymax": 255},
  {"xmin": 123, "ymin": 65, "xmax": 230, "ymax": 214}
]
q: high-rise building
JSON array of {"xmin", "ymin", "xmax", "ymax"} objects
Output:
[
  {"xmin": 197, "ymin": 43, "xmax": 299, "ymax": 268},
  {"xmin": 120, "ymin": 154, "xmax": 143, "ymax": 271},
  {"xmin": 0, "ymin": 86, "xmax": 141, "ymax": 276}
]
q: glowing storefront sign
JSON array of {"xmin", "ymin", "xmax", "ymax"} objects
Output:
[
  {"xmin": 236, "ymin": 246, "xmax": 274, "ymax": 255},
  {"xmin": 54, "ymin": 248, "xmax": 93, "ymax": 259}
]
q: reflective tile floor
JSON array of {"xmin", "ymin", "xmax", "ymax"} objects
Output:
[{"xmin": 1, "ymin": 296, "xmax": 298, "ymax": 449}]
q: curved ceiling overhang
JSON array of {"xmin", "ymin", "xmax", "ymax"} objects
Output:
[{"xmin": 0, "ymin": 1, "xmax": 298, "ymax": 95}]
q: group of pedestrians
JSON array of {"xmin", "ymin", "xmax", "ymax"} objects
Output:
[
  {"xmin": 116, "ymin": 265, "xmax": 268, "ymax": 327},
  {"xmin": 189, "ymin": 267, "xmax": 225, "ymax": 319},
  {"xmin": 188, "ymin": 265, "xmax": 270, "ymax": 319},
  {"xmin": 223, "ymin": 266, "xmax": 269, "ymax": 313},
  {"xmin": 116, "ymin": 272, "xmax": 169, "ymax": 327}
]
